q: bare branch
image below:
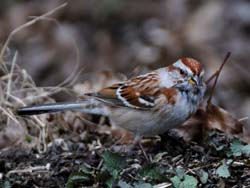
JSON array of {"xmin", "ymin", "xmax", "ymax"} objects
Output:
[{"xmin": 207, "ymin": 52, "xmax": 231, "ymax": 107}]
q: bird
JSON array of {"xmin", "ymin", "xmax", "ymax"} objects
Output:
[{"xmin": 17, "ymin": 57, "xmax": 206, "ymax": 137}]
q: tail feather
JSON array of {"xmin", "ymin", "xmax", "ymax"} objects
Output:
[{"xmin": 17, "ymin": 100, "xmax": 108, "ymax": 116}]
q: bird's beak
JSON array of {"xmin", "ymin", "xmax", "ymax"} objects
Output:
[{"xmin": 188, "ymin": 77, "xmax": 198, "ymax": 86}]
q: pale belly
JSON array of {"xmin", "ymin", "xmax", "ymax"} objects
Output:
[{"xmin": 109, "ymin": 102, "xmax": 192, "ymax": 136}]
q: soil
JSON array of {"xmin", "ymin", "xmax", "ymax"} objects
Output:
[{"xmin": 1, "ymin": 131, "xmax": 250, "ymax": 188}]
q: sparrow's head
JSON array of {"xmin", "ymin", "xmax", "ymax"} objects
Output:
[
  {"xmin": 158, "ymin": 57, "xmax": 205, "ymax": 88},
  {"xmin": 172, "ymin": 58, "xmax": 206, "ymax": 106},
  {"xmin": 157, "ymin": 57, "xmax": 206, "ymax": 114},
  {"xmin": 172, "ymin": 57, "xmax": 205, "ymax": 86}
]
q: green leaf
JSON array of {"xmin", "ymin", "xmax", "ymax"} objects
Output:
[
  {"xmin": 2, "ymin": 180, "xmax": 12, "ymax": 188},
  {"xmin": 79, "ymin": 163, "xmax": 94, "ymax": 174},
  {"xmin": 66, "ymin": 172, "xmax": 90, "ymax": 188},
  {"xmin": 230, "ymin": 139, "xmax": 243, "ymax": 157},
  {"xmin": 139, "ymin": 163, "xmax": 166, "ymax": 181},
  {"xmin": 216, "ymin": 161, "xmax": 230, "ymax": 178},
  {"xmin": 242, "ymin": 145, "xmax": 250, "ymax": 156},
  {"xmin": 171, "ymin": 175, "xmax": 198, "ymax": 188},
  {"xmin": 170, "ymin": 176, "xmax": 181, "ymax": 188},
  {"xmin": 24, "ymin": 134, "xmax": 32, "ymax": 143},
  {"xmin": 106, "ymin": 177, "xmax": 115, "ymax": 188},
  {"xmin": 102, "ymin": 150, "xmax": 127, "ymax": 179},
  {"xmin": 183, "ymin": 175, "xmax": 199, "ymax": 188},
  {"xmin": 176, "ymin": 167, "xmax": 185, "ymax": 179},
  {"xmin": 197, "ymin": 169, "xmax": 208, "ymax": 184}
]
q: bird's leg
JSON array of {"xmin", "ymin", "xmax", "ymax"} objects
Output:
[
  {"xmin": 134, "ymin": 135, "xmax": 150, "ymax": 162},
  {"xmin": 109, "ymin": 129, "xmax": 135, "ymax": 153},
  {"xmin": 109, "ymin": 132, "xmax": 150, "ymax": 162}
]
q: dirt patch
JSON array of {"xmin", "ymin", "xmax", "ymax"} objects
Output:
[{"xmin": 1, "ymin": 131, "xmax": 250, "ymax": 188}]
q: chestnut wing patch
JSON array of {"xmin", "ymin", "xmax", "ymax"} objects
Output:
[
  {"xmin": 87, "ymin": 72, "xmax": 160, "ymax": 109},
  {"xmin": 116, "ymin": 85, "xmax": 155, "ymax": 109},
  {"xmin": 86, "ymin": 83, "xmax": 125, "ymax": 106},
  {"xmin": 89, "ymin": 83, "xmax": 157, "ymax": 109}
]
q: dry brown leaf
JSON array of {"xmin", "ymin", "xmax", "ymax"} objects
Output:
[
  {"xmin": 171, "ymin": 109, "xmax": 205, "ymax": 142},
  {"xmin": 173, "ymin": 104, "xmax": 248, "ymax": 143},
  {"xmin": 205, "ymin": 104, "xmax": 243, "ymax": 136}
]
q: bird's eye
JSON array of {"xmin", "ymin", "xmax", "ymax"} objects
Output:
[{"xmin": 179, "ymin": 69, "xmax": 185, "ymax": 75}]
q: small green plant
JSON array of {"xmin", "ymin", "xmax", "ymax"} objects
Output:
[
  {"xmin": 197, "ymin": 169, "xmax": 208, "ymax": 184},
  {"xmin": 216, "ymin": 160, "xmax": 230, "ymax": 178},
  {"xmin": 102, "ymin": 150, "xmax": 127, "ymax": 187},
  {"xmin": 66, "ymin": 163, "xmax": 94, "ymax": 188},
  {"xmin": 228, "ymin": 139, "xmax": 250, "ymax": 157},
  {"xmin": 24, "ymin": 135, "xmax": 32, "ymax": 143},
  {"xmin": 139, "ymin": 163, "xmax": 166, "ymax": 182},
  {"xmin": 102, "ymin": 150, "xmax": 127, "ymax": 179},
  {"xmin": 171, "ymin": 175, "xmax": 198, "ymax": 188},
  {"xmin": 170, "ymin": 167, "xmax": 198, "ymax": 188},
  {"xmin": 0, "ymin": 179, "xmax": 12, "ymax": 188}
]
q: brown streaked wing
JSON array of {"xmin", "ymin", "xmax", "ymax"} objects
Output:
[
  {"xmin": 118, "ymin": 73, "xmax": 159, "ymax": 108},
  {"xmin": 86, "ymin": 83, "xmax": 125, "ymax": 106},
  {"xmin": 91, "ymin": 72, "xmax": 160, "ymax": 109},
  {"xmin": 117, "ymin": 85, "xmax": 155, "ymax": 108}
]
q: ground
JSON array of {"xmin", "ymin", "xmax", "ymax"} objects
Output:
[{"xmin": 1, "ymin": 128, "xmax": 250, "ymax": 188}]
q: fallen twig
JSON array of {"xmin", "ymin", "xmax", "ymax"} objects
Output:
[{"xmin": 6, "ymin": 163, "xmax": 51, "ymax": 177}]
